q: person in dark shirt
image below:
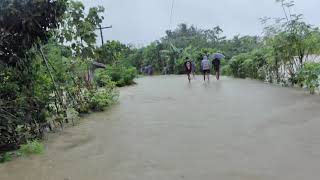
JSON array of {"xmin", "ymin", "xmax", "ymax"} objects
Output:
[
  {"xmin": 212, "ymin": 58, "xmax": 221, "ymax": 80},
  {"xmin": 184, "ymin": 57, "xmax": 192, "ymax": 83}
]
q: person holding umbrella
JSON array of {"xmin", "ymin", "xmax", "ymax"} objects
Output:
[{"xmin": 212, "ymin": 52, "xmax": 225, "ymax": 80}]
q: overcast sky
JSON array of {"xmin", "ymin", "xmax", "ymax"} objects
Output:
[{"xmin": 81, "ymin": 0, "xmax": 320, "ymax": 46}]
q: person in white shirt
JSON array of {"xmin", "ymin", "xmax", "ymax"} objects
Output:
[{"xmin": 201, "ymin": 55, "xmax": 211, "ymax": 82}]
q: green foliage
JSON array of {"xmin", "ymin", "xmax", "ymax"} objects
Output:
[
  {"xmin": 259, "ymin": 0, "xmax": 320, "ymax": 84},
  {"xmin": 103, "ymin": 65, "xmax": 138, "ymax": 87},
  {"xmin": 222, "ymin": 0, "xmax": 320, "ymax": 85},
  {"xmin": 221, "ymin": 65, "xmax": 232, "ymax": 76},
  {"xmin": 229, "ymin": 53, "xmax": 248, "ymax": 78},
  {"xmin": 93, "ymin": 40, "xmax": 138, "ymax": 87},
  {"xmin": 297, "ymin": 63, "xmax": 320, "ymax": 94},
  {"xmin": 0, "ymin": 0, "xmax": 118, "ymax": 154},
  {"xmin": 126, "ymin": 23, "xmax": 261, "ymax": 75},
  {"xmin": 139, "ymin": 42, "xmax": 164, "ymax": 72},
  {"xmin": 162, "ymin": 24, "xmax": 225, "ymax": 50},
  {"xmin": 0, "ymin": 152, "xmax": 13, "ymax": 163},
  {"xmin": 33, "ymin": 43, "xmax": 92, "ymax": 117},
  {"xmin": 95, "ymin": 41, "xmax": 131, "ymax": 65},
  {"xmin": 0, "ymin": 0, "xmax": 67, "ymax": 66},
  {"xmin": 0, "ymin": 0, "xmax": 67, "ymax": 152},
  {"xmin": 94, "ymin": 69, "xmax": 113, "ymax": 87},
  {"xmin": 226, "ymin": 48, "xmax": 269, "ymax": 80},
  {"xmin": 87, "ymin": 86, "xmax": 119, "ymax": 112},
  {"xmin": 66, "ymin": 108, "xmax": 80, "ymax": 124},
  {"xmin": 18, "ymin": 140, "xmax": 45, "ymax": 156},
  {"xmin": 57, "ymin": 0, "xmax": 105, "ymax": 57},
  {"xmin": 126, "ymin": 49, "xmax": 144, "ymax": 71},
  {"xmin": 174, "ymin": 58, "xmax": 187, "ymax": 74},
  {"xmin": 89, "ymin": 69, "xmax": 120, "ymax": 111}
]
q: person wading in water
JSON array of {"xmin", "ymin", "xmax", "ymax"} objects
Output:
[
  {"xmin": 213, "ymin": 58, "xmax": 221, "ymax": 80},
  {"xmin": 201, "ymin": 55, "xmax": 211, "ymax": 82},
  {"xmin": 184, "ymin": 57, "xmax": 192, "ymax": 83},
  {"xmin": 212, "ymin": 52, "xmax": 225, "ymax": 80}
]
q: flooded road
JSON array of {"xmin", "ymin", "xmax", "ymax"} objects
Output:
[{"xmin": 2, "ymin": 76, "xmax": 320, "ymax": 180}]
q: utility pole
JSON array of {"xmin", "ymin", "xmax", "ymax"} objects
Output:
[
  {"xmin": 96, "ymin": 25, "xmax": 112, "ymax": 46},
  {"xmin": 281, "ymin": 1, "xmax": 289, "ymax": 22}
]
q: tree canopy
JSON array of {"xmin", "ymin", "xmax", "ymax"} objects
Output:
[{"xmin": 0, "ymin": 0, "xmax": 67, "ymax": 66}]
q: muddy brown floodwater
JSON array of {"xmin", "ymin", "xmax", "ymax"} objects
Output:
[{"xmin": 2, "ymin": 76, "xmax": 320, "ymax": 180}]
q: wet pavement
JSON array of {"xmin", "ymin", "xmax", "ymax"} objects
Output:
[{"xmin": 1, "ymin": 76, "xmax": 320, "ymax": 180}]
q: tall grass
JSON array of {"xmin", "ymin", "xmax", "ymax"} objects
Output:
[{"xmin": 18, "ymin": 140, "xmax": 45, "ymax": 156}]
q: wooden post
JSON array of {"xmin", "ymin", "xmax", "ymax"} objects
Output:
[{"xmin": 96, "ymin": 25, "xmax": 112, "ymax": 46}]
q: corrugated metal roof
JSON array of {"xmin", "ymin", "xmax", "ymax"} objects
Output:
[{"xmin": 91, "ymin": 61, "xmax": 106, "ymax": 68}]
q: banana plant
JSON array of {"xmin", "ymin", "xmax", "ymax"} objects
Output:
[{"xmin": 159, "ymin": 43, "xmax": 183, "ymax": 74}]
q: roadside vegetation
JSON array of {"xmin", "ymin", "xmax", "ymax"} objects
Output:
[
  {"xmin": 0, "ymin": 0, "xmax": 136, "ymax": 162},
  {"xmin": 223, "ymin": 1, "xmax": 320, "ymax": 92},
  {"xmin": 122, "ymin": 0, "xmax": 320, "ymax": 94}
]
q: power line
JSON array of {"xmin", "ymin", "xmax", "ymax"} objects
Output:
[{"xmin": 169, "ymin": 0, "xmax": 175, "ymax": 30}]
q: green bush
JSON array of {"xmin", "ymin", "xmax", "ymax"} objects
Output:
[
  {"xmin": 297, "ymin": 63, "xmax": 320, "ymax": 94},
  {"xmin": 227, "ymin": 50, "xmax": 267, "ymax": 80},
  {"xmin": 221, "ymin": 65, "xmax": 232, "ymax": 76},
  {"xmin": 174, "ymin": 58, "xmax": 186, "ymax": 74},
  {"xmin": 0, "ymin": 152, "xmax": 13, "ymax": 163},
  {"xmin": 229, "ymin": 55, "xmax": 246, "ymax": 78},
  {"xmin": 94, "ymin": 69, "xmax": 114, "ymax": 87},
  {"xmin": 123, "ymin": 67, "xmax": 138, "ymax": 86},
  {"xmin": 66, "ymin": 108, "xmax": 80, "ymax": 124},
  {"xmin": 18, "ymin": 140, "xmax": 45, "ymax": 156},
  {"xmin": 103, "ymin": 65, "xmax": 137, "ymax": 87},
  {"xmin": 87, "ymin": 88, "xmax": 119, "ymax": 111},
  {"xmin": 87, "ymin": 80, "xmax": 119, "ymax": 111},
  {"xmin": 257, "ymin": 67, "xmax": 267, "ymax": 81}
]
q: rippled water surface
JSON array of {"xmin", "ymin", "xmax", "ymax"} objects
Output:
[{"xmin": 2, "ymin": 76, "xmax": 320, "ymax": 180}]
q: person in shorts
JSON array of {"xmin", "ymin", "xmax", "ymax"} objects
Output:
[
  {"xmin": 201, "ymin": 55, "xmax": 211, "ymax": 82},
  {"xmin": 184, "ymin": 57, "xmax": 192, "ymax": 83}
]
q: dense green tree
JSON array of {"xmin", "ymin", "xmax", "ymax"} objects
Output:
[
  {"xmin": 0, "ymin": 0, "xmax": 67, "ymax": 66},
  {"xmin": 0, "ymin": 0, "xmax": 68, "ymax": 151},
  {"xmin": 95, "ymin": 41, "xmax": 130, "ymax": 65},
  {"xmin": 56, "ymin": 0, "xmax": 104, "ymax": 58},
  {"xmin": 0, "ymin": 0, "xmax": 119, "ymax": 154}
]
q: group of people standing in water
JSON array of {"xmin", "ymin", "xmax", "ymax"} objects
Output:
[{"xmin": 184, "ymin": 54, "xmax": 221, "ymax": 83}]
